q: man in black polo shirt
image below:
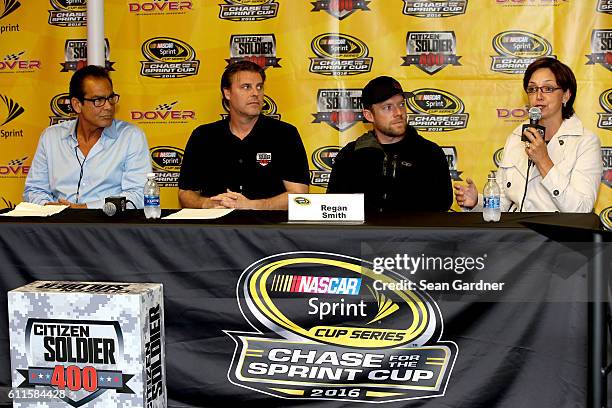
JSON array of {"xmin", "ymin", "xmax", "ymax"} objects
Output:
[
  {"xmin": 327, "ymin": 76, "xmax": 452, "ymax": 213},
  {"xmin": 178, "ymin": 61, "xmax": 309, "ymax": 209}
]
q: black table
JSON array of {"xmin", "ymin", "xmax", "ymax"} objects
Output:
[{"xmin": 0, "ymin": 210, "xmax": 609, "ymax": 407}]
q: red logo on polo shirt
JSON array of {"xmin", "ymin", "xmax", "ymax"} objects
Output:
[{"xmin": 256, "ymin": 152, "xmax": 271, "ymax": 166}]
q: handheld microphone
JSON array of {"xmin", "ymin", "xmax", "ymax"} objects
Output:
[
  {"xmin": 521, "ymin": 107, "xmax": 546, "ymax": 141},
  {"xmin": 103, "ymin": 196, "xmax": 127, "ymax": 217}
]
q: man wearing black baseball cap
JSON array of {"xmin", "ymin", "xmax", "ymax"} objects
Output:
[{"xmin": 327, "ymin": 76, "xmax": 452, "ymax": 213}]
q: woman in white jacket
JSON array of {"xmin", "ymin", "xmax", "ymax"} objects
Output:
[{"xmin": 455, "ymin": 58, "xmax": 602, "ymax": 213}]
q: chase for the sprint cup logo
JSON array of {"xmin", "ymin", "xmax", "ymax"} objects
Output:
[
  {"xmin": 309, "ymin": 33, "xmax": 373, "ymax": 76},
  {"xmin": 226, "ymin": 252, "xmax": 457, "ymax": 403},
  {"xmin": 490, "ymin": 31, "xmax": 554, "ymax": 74},
  {"xmin": 218, "ymin": 0, "xmax": 279, "ymax": 21},
  {"xmin": 597, "ymin": 89, "xmax": 612, "ymax": 131},
  {"xmin": 48, "ymin": 0, "xmax": 86, "ymax": 27},
  {"xmin": 406, "ymin": 88, "xmax": 469, "ymax": 132},
  {"xmin": 402, "ymin": 0, "xmax": 467, "ymax": 18},
  {"xmin": 140, "ymin": 37, "xmax": 200, "ymax": 79}
]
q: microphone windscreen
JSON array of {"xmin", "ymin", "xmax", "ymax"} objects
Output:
[
  {"xmin": 528, "ymin": 106, "xmax": 542, "ymax": 122},
  {"xmin": 102, "ymin": 202, "xmax": 117, "ymax": 217}
]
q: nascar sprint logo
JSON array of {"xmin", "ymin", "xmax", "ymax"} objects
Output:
[
  {"xmin": 402, "ymin": 0, "xmax": 467, "ymax": 18},
  {"xmin": 493, "ymin": 147, "xmax": 504, "ymax": 168},
  {"xmin": 602, "ymin": 146, "xmax": 611, "ymax": 188},
  {"xmin": 219, "ymin": 0, "xmax": 278, "ymax": 21},
  {"xmin": 600, "ymin": 207, "xmax": 612, "ymax": 231},
  {"xmin": 226, "ymin": 252, "xmax": 457, "ymax": 403},
  {"xmin": 598, "ymin": 89, "xmax": 612, "ymax": 130},
  {"xmin": 221, "ymin": 95, "xmax": 280, "ymax": 120},
  {"xmin": 310, "ymin": 146, "xmax": 339, "ymax": 187},
  {"xmin": 311, "ymin": 0, "xmax": 371, "ymax": 20},
  {"xmin": 48, "ymin": 0, "xmax": 86, "ymax": 27},
  {"xmin": 49, "ymin": 93, "xmax": 75, "ymax": 125},
  {"xmin": 406, "ymin": 89, "xmax": 469, "ymax": 132},
  {"xmin": 0, "ymin": 0, "xmax": 21, "ymax": 21},
  {"xmin": 141, "ymin": 37, "xmax": 200, "ymax": 78},
  {"xmin": 309, "ymin": 33, "xmax": 372, "ymax": 76},
  {"xmin": 61, "ymin": 39, "xmax": 114, "ymax": 72},
  {"xmin": 491, "ymin": 31, "xmax": 554, "ymax": 74},
  {"xmin": 599, "ymin": 0, "xmax": 612, "ymax": 13},
  {"xmin": 131, "ymin": 101, "xmax": 196, "ymax": 124},
  {"xmin": 150, "ymin": 146, "xmax": 184, "ymax": 187},
  {"xmin": 227, "ymin": 34, "xmax": 281, "ymax": 69},
  {"xmin": 442, "ymin": 146, "xmax": 462, "ymax": 181},
  {"xmin": 402, "ymin": 31, "xmax": 461, "ymax": 75},
  {"xmin": 586, "ymin": 29, "xmax": 612, "ymax": 71},
  {"xmin": 312, "ymin": 89, "xmax": 365, "ymax": 131}
]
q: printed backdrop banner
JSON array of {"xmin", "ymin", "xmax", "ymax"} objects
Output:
[{"xmin": 0, "ymin": 1, "xmax": 610, "ymax": 217}]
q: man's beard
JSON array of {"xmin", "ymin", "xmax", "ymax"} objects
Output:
[{"xmin": 378, "ymin": 121, "xmax": 407, "ymax": 139}]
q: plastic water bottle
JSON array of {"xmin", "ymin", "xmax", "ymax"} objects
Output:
[
  {"xmin": 483, "ymin": 171, "xmax": 501, "ymax": 222},
  {"xmin": 144, "ymin": 173, "xmax": 161, "ymax": 219}
]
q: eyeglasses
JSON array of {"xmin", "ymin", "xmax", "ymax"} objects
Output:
[
  {"xmin": 525, "ymin": 86, "xmax": 562, "ymax": 95},
  {"xmin": 82, "ymin": 93, "xmax": 120, "ymax": 107}
]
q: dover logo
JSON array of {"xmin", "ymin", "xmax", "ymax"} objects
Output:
[
  {"xmin": 599, "ymin": 0, "xmax": 612, "ymax": 13},
  {"xmin": 311, "ymin": 0, "xmax": 371, "ymax": 20},
  {"xmin": 49, "ymin": 93, "xmax": 75, "ymax": 125},
  {"xmin": 0, "ymin": 156, "xmax": 29, "ymax": 178},
  {"xmin": 48, "ymin": 0, "xmax": 87, "ymax": 27},
  {"xmin": 221, "ymin": 94, "xmax": 280, "ymax": 119},
  {"xmin": 598, "ymin": 89, "xmax": 612, "ymax": 130},
  {"xmin": 600, "ymin": 207, "xmax": 612, "ymax": 231},
  {"xmin": 0, "ymin": 94, "xmax": 24, "ymax": 127},
  {"xmin": 491, "ymin": 31, "xmax": 554, "ymax": 74},
  {"xmin": 131, "ymin": 101, "xmax": 196, "ymax": 124},
  {"xmin": 309, "ymin": 33, "xmax": 373, "ymax": 76},
  {"xmin": 497, "ymin": 106, "xmax": 528, "ymax": 123},
  {"xmin": 0, "ymin": 0, "xmax": 20, "ymax": 20},
  {"xmin": 226, "ymin": 252, "xmax": 457, "ymax": 403},
  {"xmin": 402, "ymin": 31, "xmax": 461, "ymax": 75},
  {"xmin": 402, "ymin": 0, "xmax": 467, "ymax": 18},
  {"xmin": 406, "ymin": 89, "xmax": 469, "ymax": 132},
  {"xmin": 141, "ymin": 37, "xmax": 200, "ymax": 79},
  {"xmin": 15, "ymin": 318, "xmax": 134, "ymax": 406},
  {"xmin": 442, "ymin": 147, "xmax": 462, "ymax": 181},
  {"xmin": 312, "ymin": 89, "xmax": 365, "ymax": 131},
  {"xmin": 602, "ymin": 147, "xmax": 611, "ymax": 188},
  {"xmin": 61, "ymin": 39, "xmax": 114, "ymax": 72},
  {"xmin": 310, "ymin": 145, "xmax": 339, "ymax": 187},
  {"xmin": 151, "ymin": 146, "xmax": 184, "ymax": 187},
  {"xmin": 219, "ymin": 0, "xmax": 279, "ymax": 21},
  {"xmin": 128, "ymin": 0, "xmax": 193, "ymax": 15},
  {"xmin": 587, "ymin": 29, "xmax": 612, "ymax": 71},
  {"xmin": 227, "ymin": 34, "xmax": 281, "ymax": 69},
  {"xmin": 0, "ymin": 50, "xmax": 41, "ymax": 73},
  {"xmin": 493, "ymin": 147, "xmax": 504, "ymax": 167}
]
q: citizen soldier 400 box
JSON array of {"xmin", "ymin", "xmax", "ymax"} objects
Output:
[{"xmin": 7, "ymin": 281, "xmax": 166, "ymax": 408}]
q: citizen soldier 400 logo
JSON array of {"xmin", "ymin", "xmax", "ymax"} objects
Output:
[
  {"xmin": 312, "ymin": 89, "xmax": 366, "ymax": 131},
  {"xmin": 597, "ymin": 89, "xmax": 612, "ymax": 130},
  {"xmin": 151, "ymin": 146, "xmax": 184, "ymax": 187},
  {"xmin": 598, "ymin": 0, "xmax": 612, "ymax": 13},
  {"xmin": 49, "ymin": 93, "xmax": 75, "ymax": 125},
  {"xmin": 48, "ymin": 0, "xmax": 87, "ymax": 27},
  {"xmin": 221, "ymin": 95, "xmax": 280, "ymax": 120},
  {"xmin": 226, "ymin": 252, "xmax": 457, "ymax": 403},
  {"xmin": 227, "ymin": 34, "xmax": 281, "ymax": 69},
  {"xmin": 491, "ymin": 31, "xmax": 554, "ymax": 74},
  {"xmin": 402, "ymin": 31, "xmax": 461, "ymax": 75},
  {"xmin": 141, "ymin": 37, "xmax": 200, "ymax": 79},
  {"xmin": 0, "ymin": 50, "xmax": 40, "ymax": 73},
  {"xmin": 219, "ymin": 0, "xmax": 279, "ymax": 21},
  {"xmin": 131, "ymin": 101, "xmax": 196, "ymax": 124},
  {"xmin": 128, "ymin": 0, "xmax": 193, "ymax": 15},
  {"xmin": 61, "ymin": 39, "xmax": 114, "ymax": 72},
  {"xmin": 406, "ymin": 89, "xmax": 469, "ymax": 132},
  {"xmin": 310, "ymin": 146, "xmax": 339, "ymax": 187},
  {"xmin": 402, "ymin": 0, "xmax": 467, "ymax": 18},
  {"xmin": 587, "ymin": 29, "xmax": 612, "ymax": 71},
  {"xmin": 311, "ymin": 0, "xmax": 371, "ymax": 20},
  {"xmin": 602, "ymin": 146, "xmax": 612, "ymax": 188},
  {"xmin": 442, "ymin": 147, "xmax": 462, "ymax": 181},
  {"xmin": 309, "ymin": 33, "xmax": 373, "ymax": 76}
]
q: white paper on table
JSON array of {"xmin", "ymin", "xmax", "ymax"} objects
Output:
[
  {"xmin": 0, "ymin": 202, "xmax": 69, "ymax": 217},
  {"xmin": 162, "ymin": 208, "xmax": 234, "ymax": 220}
]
